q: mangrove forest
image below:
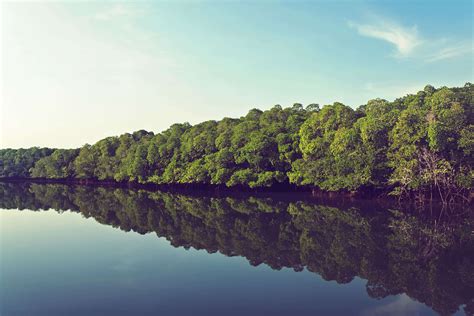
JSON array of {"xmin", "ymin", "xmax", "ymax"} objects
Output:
[{"xmin": 1, "ymin": 83, "xmax": 473, "ymax": 202}]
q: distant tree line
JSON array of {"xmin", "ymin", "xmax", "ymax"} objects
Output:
[{"xmin": 1, "ymin": 84, "xmax": 473, "ymax": 200}]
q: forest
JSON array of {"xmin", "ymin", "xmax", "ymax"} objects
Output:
[
  {"xmin": 1, "ymin": 83, "xmax": 473, "ymax": 201},
  {"xmin": 0, "ymin": 182, "xmax": 472, "ymax": 316}
]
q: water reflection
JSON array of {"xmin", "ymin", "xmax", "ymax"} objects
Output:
[{"xmin": 0, "ymin": 182, "xmax": 473, "ymax": 315}]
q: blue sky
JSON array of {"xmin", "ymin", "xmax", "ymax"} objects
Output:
[{"xmin": 1, "ymin": 0, "xmax": 472, "ymax": 148}]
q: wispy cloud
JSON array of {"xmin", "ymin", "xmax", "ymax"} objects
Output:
[
  {"xmin": 426, "ymin": 41, "xmax": 473, "ymax": 62},
  {"xmin": 349, "ymin": 15, "xmax": 473, "ymax": 62},
  {"xmin": 93, "ymin": 4, "xmax": 142, "ymax": 21},
  {"xmin": 349, "ymin": 20, "xmax": 421, "ymax": 56}
]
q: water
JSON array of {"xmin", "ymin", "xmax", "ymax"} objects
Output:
[{"xmin": 0, "ymin": 182, "xmax": 472, "ymax": 316}]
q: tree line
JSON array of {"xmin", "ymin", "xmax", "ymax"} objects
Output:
[
  {"xmin": 1, "ymin": 83, "xmax": 472, "ymax": 200},
  {"xmin": 1, "ymin": 182, "xmax": 472, "ymax": 315}
]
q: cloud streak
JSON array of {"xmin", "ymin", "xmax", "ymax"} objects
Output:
[
  {"xmin": 426, "ymin": 41, "xmax": 473, "ymax": 62},
  {"xmin": 349, "ymin": 20, "xmax": 421, "ymax": 56},
  {"xmin": 349, "ymin": 15, "xmax": 473, "ymax": 62}
]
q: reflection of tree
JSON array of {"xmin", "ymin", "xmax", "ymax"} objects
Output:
[{"xmin": 0, "ymin": 182, "xmax": 472, "ymax": 315}]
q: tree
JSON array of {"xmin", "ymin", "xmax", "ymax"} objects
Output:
[
  {"xmin": 31, "ymin": 149, "xmax": 79, "ymax": 178},
  {"xmin": 74, "ymin": 145, "xmax": 98, "ymax": 179},
  {"xmin": 1, "ymin": 83, "xmax": 471, "ymax": 200},
  {"xmin": 290, "ymin": 102, "xmax": 358, "ymax": 190}
]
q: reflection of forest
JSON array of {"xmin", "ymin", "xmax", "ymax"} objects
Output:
[{"xmin": 1, "ymin": 182, "xmax": 472, "ymax": 316}]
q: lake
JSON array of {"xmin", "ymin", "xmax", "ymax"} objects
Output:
[{"xmin": 0, "ymin": 182, "xmax": 472, "ymax": 316}]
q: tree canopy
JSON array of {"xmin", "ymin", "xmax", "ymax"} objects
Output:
[{"xmin": 1, "ymin": 83, "xmax": 472, "ymax": 200}]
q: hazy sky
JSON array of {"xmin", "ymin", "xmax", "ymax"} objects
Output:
[{"xmin": 1, "ymin": 1, "xmax": 472, "ymax": 149}]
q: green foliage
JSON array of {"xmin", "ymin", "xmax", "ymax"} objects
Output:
[
  {"xmin": 31, "ymin": 149, "xmax": 79, "ymax": 178},
  {"xmin": 1, "ymin": 83, "xmax": 472, "ymax": 196},
  {"xmin": 387, "ymin": 85, "xmax": 473, "ymax": 196},
  {"xmin": 0, "ymin": 147, "xmax": 54, "ymax": 178},
  {"xmin": 459, "ymin": 125, "xmax": 474, "ymax": 155},
  {"xmin": 291, "ymin": 102, "xmax": 363, "ymax": 190},
  {"xmin": 74, "ymin": 145, "xmax": 98, "ymax": 179}
]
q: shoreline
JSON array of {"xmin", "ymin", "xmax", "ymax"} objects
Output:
[
  {"xmin": 0, "ymin": 176, "xmax": 380, "ymax": 195},
  {"xmin": 1, "ymin": 177, "xmax": 471, "ymax": 206}
]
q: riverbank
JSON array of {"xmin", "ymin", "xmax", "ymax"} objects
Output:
[
  {"xmin": 0, "ymin": 176, "xmax": 387, "ymax": 196},
  {"xmin": 1, "ymin": 177, "xmax": 472, "ymax": 206}
]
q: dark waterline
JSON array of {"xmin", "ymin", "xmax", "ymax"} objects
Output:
[
  {"xmin": 0, "ymin": 177, "xmax": 395, "ymax": 200},
  {"xmin": 0, "ymin": 182, "xmax": 472, "ymax": 316}
]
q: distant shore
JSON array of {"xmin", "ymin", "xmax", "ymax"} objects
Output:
[{"xmin": 2, "ymin": 84, "xmax": 472, "ymax": 205}]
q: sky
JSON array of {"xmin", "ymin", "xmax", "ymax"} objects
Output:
[{"xmin": 1, "ymin": 0, "xmax": 473, "ymax": 149}]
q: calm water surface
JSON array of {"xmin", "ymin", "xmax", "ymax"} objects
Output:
[{"xmin": 0, "ymin": 183, "xmax": 472, "ymax": 316}]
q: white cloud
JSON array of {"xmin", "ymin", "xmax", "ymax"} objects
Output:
[
  {"xmin": 426, "ymin": 41, "xmax": 473, "ymax": 62},
  {"xmin": 349, "ymin": 15, "xmax": 473, "ymax": 62},
  {"xmin": 349, "ymin": 20, "xmax": 421, "ymax": 56}
]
